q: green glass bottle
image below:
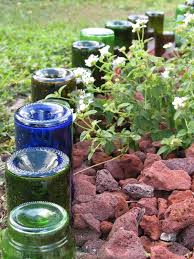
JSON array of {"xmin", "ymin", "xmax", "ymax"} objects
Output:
[
  {"xmin": 145, "ymin": 11, "xmax": 164, "ymax": 57},
  {"xmin": 105, "ymin": 20, "xmax": 133, "ymax": 52},
  {"xmin": 145, "ymin": 11, "xmax": 164, "ymax": 34},
  {"xmin": 1, "ymin": 201, "xmax": 75, "ymax": 259},
  {"xmin": 72, "ymin": 40, "xmax": 105, "ymax": 68},
  {"xmin": 72, "ymin": 40, "xmax": 106, "ymax": 87},
  {"xmin": 31, "ymin": 68, "xmax": 76, "ymax": 102},
  {"xmin": 5, "ymin": 147, "xmax": 71, "ymax": 213},
  {"xmin": 80, "ymin": 28, "xmax": 115, "ymax": 48}
]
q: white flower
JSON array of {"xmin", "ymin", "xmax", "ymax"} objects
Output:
[
  {"xmin": 131, "ymin": 19, "xmax": 148, "ymax": 33},
  {"xmin": 82, "ymin": 74, "xmax": 95, "ymax": 85},
  {"xmin": 112, "ymin": 57, "xmax": 126, "ymax": 68},
  {"xmin": 73, "ymin": 67, "xmax": 87, "ymax": 78},
  {"xmin": 77, "ymin": 91, "xmax": 94, "ymax": 113},
  {"xmin": 131, "ymin": 22, "xmax": 141, "ymax": 33},
  {"xmin": 85, "ymin": 54, "xmax": 99, "ymax": 67},
  {"xmin": 99, "ymin": 45, "xmax": 110, "ymax": 57},
  {"xmin": 136, "ymin": 18, "xmax": 148, "ymax": 26},
  {"xmin": 161, "ymin": 70, "xmax": 170, "ymax": 78},
  {"xmin": 172, "ymin": 97, "xmax": 188, "ymax": 110},
  {"xmin": 163, "ymin": 42, "xmax": 173, "ymax": 49},
  {"xmin": 184, "ymin": 13, "xmax": 194, "ymax": 25}
]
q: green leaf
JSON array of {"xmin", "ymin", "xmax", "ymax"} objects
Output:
[
  {"xmin": 117, "ymin": 117, "xmax": 124, "ymax": 126},
  {"xmin": 157, "ymin": 145, "xmax": 169, "ymax": 155},
  {"xmin": 174, "ymin": 110, "xmax": 182, "ymax": 121},
  {"xmin": 80, "ymin": 131, "xmax": 88, "ymax": 141},
  {"xmin": 187, "ymin": 121, "xmax": 194, "ymax": 134},
  {"xmin": 84, "ymin": 110, "xmax": 97, "ymax": 117}
]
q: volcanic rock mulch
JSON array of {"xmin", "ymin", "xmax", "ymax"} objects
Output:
[
  {"xmin": 73, "ymin": 140, "xmax": 194, "ymax": 259},
  {"xmin": 1, "ymin": 139, "xmax": 194, "ymax": 259}
]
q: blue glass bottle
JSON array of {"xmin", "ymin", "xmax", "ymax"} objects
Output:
[
  {"xmin": 14, "ymin": 102, "xmax": 73, "ymax": 158},
  {"xmin": 5, "ymin": 147, "xmax": 71, "ymax": 212}
]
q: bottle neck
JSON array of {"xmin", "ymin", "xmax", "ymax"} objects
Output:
[{"xmin": 8, "ymin": 225, "xmax": 70, "ymax": 248}]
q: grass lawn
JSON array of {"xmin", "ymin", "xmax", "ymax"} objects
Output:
[{"xmin": 0, "ymin": 0, "xmax": 182, "ymax": 153}]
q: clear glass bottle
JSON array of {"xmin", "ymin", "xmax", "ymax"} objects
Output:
[
  {"xmin": 2, "ymin": 201, "xmax": 75, "ymax": 258},
  {"xmin": 5, "ymin": 147, "xmax": 71, "ymax": 213},
  {"xmin": 14, "ymin": 102, "xmax": 73, "ymax": 157},
  {"xmin": 31, "ymin": 68, "xmax": 76, "ymax": 102}
]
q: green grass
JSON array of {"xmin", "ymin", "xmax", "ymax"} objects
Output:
[{"xmin": 0, "ymin": 0, "xmax": 182, "ymax": 153}]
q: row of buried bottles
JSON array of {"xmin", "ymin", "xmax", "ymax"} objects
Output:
[{"xmin": 1, "ymin": 2, "xmax": 194, "ymax": 258}]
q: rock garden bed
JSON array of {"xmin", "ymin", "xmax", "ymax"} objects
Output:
[{"xmin": 72, "ymin": 140, "xmax": 194, "ymax": 259}]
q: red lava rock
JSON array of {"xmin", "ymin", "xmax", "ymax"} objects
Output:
[
  {"xmin": 73, "ymin": 149, "xmax": 85, "ymax": 169},
  {"xmin": 140, "ymin": 161, "xmax": 191, "ymax": 191},
  {"xmin": 98, "ymin": 229, "xmax": 146, "ymax": 259},
  {"xmin": 74, "ymin": 173, "xmax": 96, "ymax": 185},
  {"xmin": 146, "ymin": 147, "xmax": 156, "ymax": 154},
  {"xmin": 73, "ymin": 192, "xmax": 127, "ymax": 221},
  {"xmin": 91, "ymin": 151, "xmax": 112, "ymax": 167},
  {"xmin": 73, "ymin": 213, "xmax": 100, "ymax": 233},
  {"xmin": 144, "ymin": 153, "xmax": 161, "ymax": 169},
  {"xmin": 162, "ymin": 198, "xmax": 194, "ymax": 233},
  {"xmin": 139, "ymin": 139, "xmax": 152, "ymax": 152},
  {"xmin": 136, "ymin": 197, "xmax": 158, "ymax": 216},
  {"xmin": 74, "ymin": 179, "xmax": 96, "ymax": 203},
  {"xmin": 152, "ymin": 141, "xmax": 162, "ymax": 148},
  {"xmin": 110, "ymin": 191, "xmax": 129, "ymax": 201},
  {"xmin": 119, "ymin": 178, "xmax": 138, "ymax": 187},
  {"xmin": 185, "ymin": 143, "xmax": 194, "ymax": 158},
  {"xmin": 109, "ymin": 207, "xmax": 144, "ymax": 238},
  {"xmin": 150, "ymin": 245, "xmax": 185, "ymax": 259},
  {"xmin": 104, "ymin": 154, "xmax": 143, "ymax": 180},
  {"xmin": 82, "ymin": 239, "xmax": 105, "ymax": 255},
  {"xmin": 74, "ymin": 228, "xmax": 101, "ymax": 247},
  {"xmin": 100, "ymin": 221, "xmax": 113, "ymax": 235},
  {"xmin": 167, "ymin": 242, "xmax": 190, "ymax": 256},
  {"xmin": 158, "ymin": 198, "xmax": 168, "ymax": 219},
  {"xmin": 82, "ymin": 213, "xmax": 101, "ymax": 233},
  {"xmin": 123, "ymin": 183, "xmax": 154, "ymax": 199},
  {"xmin": 96, "ymin": 169, "xmax": 118, "ymax": 193},
  {"xmin": 192, "ymin": 177, "xmax": 194, "ymax": 192},
  {"xmin": 177, "ymin": 225, "xmax": 194, "ymax": 250},
  {"xmin": 140, "ymin": 215, "xmax": 162, "ymax": 241},
  {"xmin": 140, "ymin": 236, "xmax": 153, "ymax": 253},
  {"xmin": 74, "ymin": 141, "xmax": 91, "ymax": 159},
  {"xmin": 134, "ymin": 151, "xmax": 146, "ymax": 162},
  {"xmin": 83, "ymin": 168, "xmax": 97, "ymax": 176},
  {"xmin": 114, "ymin": 196, "xmax": 129, "ymax": 218},
  {"xmin": 168, "ymin": 190, "xmax": 193, "ymax": 205},
  {"xmin": 163, "ymin": 158, "xmax": 194, "ymax": 176},
  {"xmin": 77, "ymin": 253, "xmax": 97, "ymax": 259}
]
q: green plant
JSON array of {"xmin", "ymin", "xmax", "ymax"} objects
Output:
[{"xmin": 66, "ymin": 15, "xmax": 194, "ymax": 158}]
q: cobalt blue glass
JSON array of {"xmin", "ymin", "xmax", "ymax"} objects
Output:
[{"xmin": 14, "ymin": 102, "xmax": 73, "ymax": 158}]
